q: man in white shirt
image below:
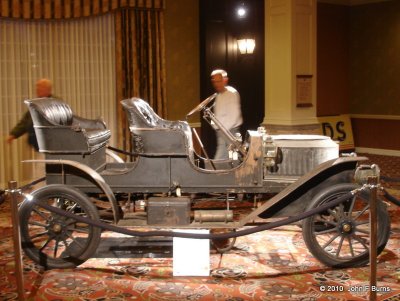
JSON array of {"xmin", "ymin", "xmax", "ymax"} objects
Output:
[{"xmin": 210, "ymin": 69, "xmax": 243, "ymax": 159}]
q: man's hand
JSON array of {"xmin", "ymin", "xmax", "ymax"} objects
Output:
[{"xmin": 6, "ymin": 135, "xmax": 15, "ymax": 144}]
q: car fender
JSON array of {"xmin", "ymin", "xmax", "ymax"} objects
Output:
[
  {"xmin": 23, "ymin": 159, "xmax": 121, "ymax": 222},
  {"xmin": 239, "ymin": 156, "xmax": 367, "ymax": 225}
]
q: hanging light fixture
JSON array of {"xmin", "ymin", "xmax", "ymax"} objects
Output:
[
  {"xmin": 237, "ymin": 38, "xmax": 256, "ymax": 54},
  {"xmin": 236, "ymin": 2, "xmax": 247, "ymax": 18},
  {"xmin": 237, "ymin": 7, "xmax": 247, "ymax": 18}
]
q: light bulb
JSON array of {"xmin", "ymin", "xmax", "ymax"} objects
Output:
[{"xmin": 237, "ymin": 7, "xmax": 246, "ymax": 17}]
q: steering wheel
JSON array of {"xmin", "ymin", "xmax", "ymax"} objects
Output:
[{"xmin": 186, "ymin": 93, "xmax": 217, "ymax": 118}]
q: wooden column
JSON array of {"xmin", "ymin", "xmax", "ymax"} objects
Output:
[{"xmin": 263, "ymin": 0, "xmax": 319, "ymax": 134}]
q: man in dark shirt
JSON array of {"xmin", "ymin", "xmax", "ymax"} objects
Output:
[{"xmin": 6, "ymin": 78, "xmax": 54, "ymax": 151}]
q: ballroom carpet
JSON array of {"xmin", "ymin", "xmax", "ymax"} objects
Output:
[{"xmin": 1, "ymin": 154, "xmax": 400, "ymax": 300}]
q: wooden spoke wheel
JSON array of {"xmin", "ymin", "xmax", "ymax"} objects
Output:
[
  {"xmin": 302, "ymin": 183, "xmax": 390, "ymax": 268},
  {"xmin": 19, "ymin": 185, "xmax": 101, "ymax": 269}
]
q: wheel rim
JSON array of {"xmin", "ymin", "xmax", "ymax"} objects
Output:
[
  {"xmin": 24, "ymin": 196, "xmax": 94, "ymax": 261},
  {"xmin": 310, "ymin": 192, "xmax": 375, "ymax": 261}
]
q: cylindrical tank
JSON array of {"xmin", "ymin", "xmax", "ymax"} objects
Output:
[
  {"xmin": 194, "ymin": 210, "xmax": 234, "ymax": 223},
  {"xmin": 271, "ymin": 135, "xmax": 339, "ymax": 176}
]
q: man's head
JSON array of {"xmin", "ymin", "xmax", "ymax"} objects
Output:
[
  {"xmin": 36, "ymin": 78, "xmax": 52, "ymax": 98},
  {"xmin": 211, "ymin": 69, "xmax": 228, "ymax": 93}
]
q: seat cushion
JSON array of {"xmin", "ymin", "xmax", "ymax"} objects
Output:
[{"xmin": 84, "ymin": 129, "xmax": 111, "ymax": 150}]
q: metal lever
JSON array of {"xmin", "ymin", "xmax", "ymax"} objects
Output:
[
  {"xmin": 192, "ymin": 128, "xmax": 216, "ymax": 170},
  {"xmin": 7, "ymin": 181, "xmax": 25, "ymax": 301},
  {"xmin": 368, "ymin": 175, "xmax": 378, "ymax": 301},
  {"xmin": 203, "ymin": 108, "xmax": 246, "ymax": 156}
]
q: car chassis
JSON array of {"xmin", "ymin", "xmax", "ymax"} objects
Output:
[{"xmin": 18, "ymin": 95, "xmax": 390, "ymax": 269}]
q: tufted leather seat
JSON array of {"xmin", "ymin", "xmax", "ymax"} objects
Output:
[
  {"xmin": 25, "ymin": 98, "xmax": 111, "ymax": 154},
  {"xmin": 31, "ymin": 98, "xmax": 73, "ymax": 125},
  {"xmin": 121, "ymin": 98, "xmax": 193, "ymax": 157},
  {"xmin": 122, "ymin": 97, "xmax": 175, "ymax": 129}
]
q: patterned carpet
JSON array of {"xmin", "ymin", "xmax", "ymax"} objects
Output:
[{"xmin": 1, "ymin": 156, "xmax": 400, "ymax": 300}]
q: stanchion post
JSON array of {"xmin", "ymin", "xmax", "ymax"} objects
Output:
[
  {"xmin": 368, "ymin": 176, "xmax": 378, "ymax": 301},
  {"xmin": 8, "ymin": 181, "xmax": 25, "ymax": 301}
]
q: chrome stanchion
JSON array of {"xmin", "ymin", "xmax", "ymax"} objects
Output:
[
  {"xmin": 7, "ymin": 181, "xmax": 25, "ymax": 301},
  {"xmin": 368, "ymin": 176, "xmax": 378, "ymax": 301}
]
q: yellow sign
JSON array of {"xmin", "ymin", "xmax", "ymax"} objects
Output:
[{"xmin": 317, "ymin": 114, "xmax": 354, "ymax": 151}]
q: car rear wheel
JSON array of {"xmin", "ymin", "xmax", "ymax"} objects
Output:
[{"xmin": 19, "ymin": 184, "xmax": 101, "ymax": 269}]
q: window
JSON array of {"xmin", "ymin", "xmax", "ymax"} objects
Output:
[{"xmin": 0, "ymin": 14, "xmax": 116, "ymax": 187}]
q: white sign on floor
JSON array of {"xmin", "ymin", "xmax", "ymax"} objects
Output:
[{"xmin": 173, "ymin": 229, "xmax": 210, "ymax": 276}]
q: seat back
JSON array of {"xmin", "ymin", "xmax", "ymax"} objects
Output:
[
  {"xmin": 121, "ymin": 97, "xmax": 169, "ymax": 129},
  {"xmin": 25, "ymin": 98, "xmax": 110, "ymax": 158},
  {"xmin": 27, "ymin": 98, "xmax": 73, "ymax": 127},
  {"xmin": 121, "ymin": 98, "xmax": 194, "ymax": 157}
]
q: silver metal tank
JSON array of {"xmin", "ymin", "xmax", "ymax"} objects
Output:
[{"xmin": 272, "ymin": 135, "xmax": 339, "ymax": 176}]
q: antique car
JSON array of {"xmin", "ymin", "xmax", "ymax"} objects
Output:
[{"xmin": 18, "ymin": 96, "xmax": 390, "ymax": 270}]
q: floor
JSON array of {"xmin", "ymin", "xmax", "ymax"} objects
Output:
[{"xmin": 0, "ymin": 153, "xmax": 400, "ymax": 300}]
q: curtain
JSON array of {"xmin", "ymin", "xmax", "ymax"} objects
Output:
[
  {"xmin": 0, "ymin": 1, "xmax": 167, "ymax": 185},
  {"xmin": 0, "ymin": 0, "xmax": 165, "ymax": 20},
  {"xmin": 0, "ymin": 14, "xmax": 116, "ymax": 188},
  {"xmin": 115, "ymin": 8, "xmax": 167, "ymax": 150}
]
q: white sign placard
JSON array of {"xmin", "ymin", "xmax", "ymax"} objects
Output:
[{"xmin": 173, "ymin": 229, "xmax": 210, "ymax": 276}]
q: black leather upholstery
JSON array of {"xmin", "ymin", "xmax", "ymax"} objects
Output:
[
  {"xmin": 121, "ymin": 98, "xmax": 193, "ymax": 156},
  {"xmin": 85, "ymin": 129, "xmax": 112, "ymax": 147},
  {"xmin": 25, "ymin": 98, "xmax": 111, "ymax": 154},
  {"xmin": 122, "ymin": 98, "xmax": 170, "ymax": 128},
  {"xmin": 32, "ymin": 98, "xmax": 73, "ymax": 126}
]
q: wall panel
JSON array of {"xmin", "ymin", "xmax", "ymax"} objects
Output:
[
  {"xmin": 352, "ymin": 118, "xmax": 400, "ymax": 151},
  {"xmin": 349, "ymin": 0, "xmax": 400, "ymax": 116},
  {"xmin": 316, "ymin": 2, "xmax": 349, "ymax": 116},
  {"xmin": 164, "ymin": 0, "xmax": 200, "ymax": 121}
]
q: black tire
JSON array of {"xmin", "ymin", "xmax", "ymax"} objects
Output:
[
  {"xmin": 302, "ymin": 183, "xmax": 390, "ymax": 268},
  {"xmin": 19, "ymin": 184, "xmax": 101, "ymax": 269},
  {"xmin": 211, "ymin": 229, "xmax": 237, "ymax": 253}
]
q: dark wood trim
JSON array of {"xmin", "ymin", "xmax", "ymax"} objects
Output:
[
  {"xmin": 297, "ymin": 103, "xmax": 313, "ymax": 108},
  {"xmin": 352, "ymin": 118, "xmax": 400, "ymax": 150}
]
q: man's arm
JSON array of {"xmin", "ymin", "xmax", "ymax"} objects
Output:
[{"xmin": 9, "ymin": 111, "xmax": 33, "ymax": 139}]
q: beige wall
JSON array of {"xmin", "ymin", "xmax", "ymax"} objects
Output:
[{"xmin": 164, "ymin": 0, "xmax": 200, "ymax": 121}]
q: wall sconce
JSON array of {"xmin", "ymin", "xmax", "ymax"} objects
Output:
[{"xmin": 237, "ymin": 38, "xmax": 255, "ymax": 54}]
